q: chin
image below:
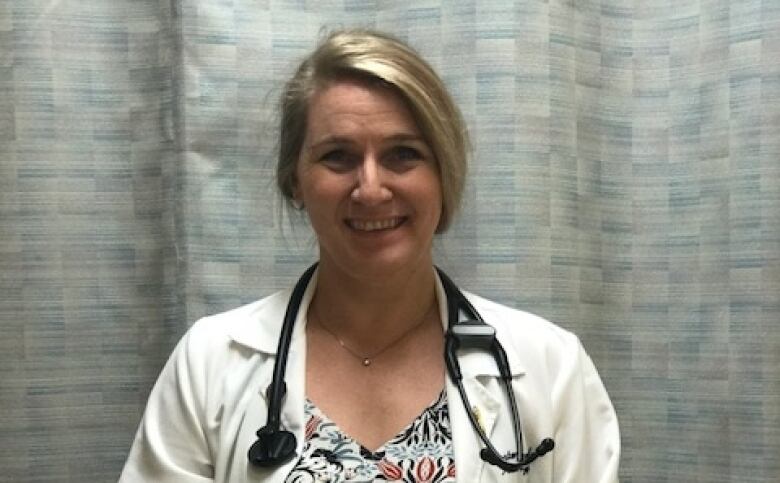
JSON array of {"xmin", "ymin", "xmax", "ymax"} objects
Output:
[{"xmin": 329, "ymin": 249, "xmax": 433, "ymax": 282}]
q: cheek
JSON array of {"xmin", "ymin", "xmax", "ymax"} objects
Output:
[
  {"xmin": 301, "ymin": 199, "xmax": 336, "ymax": 242},
  {"xmin": 297, "ymin": 176, "xmax": 346, "ymax": 228},
  {"xmin": 294, "ymin": 164, "xmax": 318, "ymax": 203},
  {"xmin": 300, "ymin": 177, "xmax": 341, "ymax": 207},
  {"xmin": 407, "ymin": 178, "xmax": 443, "ymax": 233},
  {"xmin": 422, "ymin": 173, "xmax": 444, "ymax": 216}
]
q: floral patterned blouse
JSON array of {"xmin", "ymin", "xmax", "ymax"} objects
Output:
[{"xmin": 285, "ymin": 392, "xmax": 456, "ymax": 483}]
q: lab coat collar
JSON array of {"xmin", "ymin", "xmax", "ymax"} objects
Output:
[
  {"xmin": 433, "ymin": 271, "xmax": 526, "ymax": 378},
  {"xmin": 227, "ymin": 267, "xmax": 319, "ymax": 355},
  {"xmin": 225, "ymin": 265, "xmax": 527, "ymax": 377}
]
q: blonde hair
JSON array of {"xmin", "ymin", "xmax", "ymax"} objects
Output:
[{"xmin": 277, "ymin": 29, "xmax": 469, "ymax": 233}]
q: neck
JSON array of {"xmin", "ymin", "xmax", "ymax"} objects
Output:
[{"xmin": 309, "ymin": 259, "xmax": 438, "ymax": 344}]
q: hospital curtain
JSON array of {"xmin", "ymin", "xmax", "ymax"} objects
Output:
[{"xmin": 1, "ymin": 0, "xmax": 778, "ymax": 481}]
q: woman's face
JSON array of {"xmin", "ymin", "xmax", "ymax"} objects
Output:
[{"xmin": 294, "ymin": 79, "xmax": 442, "ymax": 280}]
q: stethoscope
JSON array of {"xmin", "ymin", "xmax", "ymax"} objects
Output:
[{"xmin": 247, "ymin": 262, "xmax": 555, "ymax": 474}]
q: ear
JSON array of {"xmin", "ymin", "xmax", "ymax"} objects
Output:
[{"xmin": 291, "ymin": 184, "xmax": 304, "ymax": 210}]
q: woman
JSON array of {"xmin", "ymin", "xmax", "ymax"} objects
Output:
[{"xmin": 119, "ymin": 29, "xmax": 620, "ymax": 482}]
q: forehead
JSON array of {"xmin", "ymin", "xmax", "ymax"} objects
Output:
[{"xmin": 305, "ymin": 79, "xmax": 422, "ymax": 141}]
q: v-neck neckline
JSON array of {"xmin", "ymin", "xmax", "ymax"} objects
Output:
[
  {"xmin": 288, "ymin": 390, "xmax": 457, "ymax": 483},
  {"xmin": 304, "ymin": 390, "xmax": 447, "ymax": 455}
]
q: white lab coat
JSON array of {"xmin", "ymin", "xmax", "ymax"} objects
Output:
[{"xmin": 119, "ymin": 271, "xmax": 620, "ymax": 482}]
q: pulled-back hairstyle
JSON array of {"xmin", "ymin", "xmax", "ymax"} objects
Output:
[{"xmin": 276, "ymin": 29, "xmax": 469, "ymax": 233}]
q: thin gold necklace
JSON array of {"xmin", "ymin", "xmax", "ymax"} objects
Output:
[{"xmin": 311, "ymin": 302, "xmax": 435, "ymax": 367}]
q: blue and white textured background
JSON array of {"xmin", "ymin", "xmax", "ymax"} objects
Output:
[{"xmin": 1, "ymin": 0, "xmax": 779, "ymax": 481}]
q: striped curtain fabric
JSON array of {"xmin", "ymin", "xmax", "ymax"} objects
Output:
[{"xmin": 1, "ymin": 1, "xmax": 778, "ymax": 481}]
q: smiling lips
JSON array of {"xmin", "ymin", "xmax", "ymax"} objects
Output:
[{"xmin": 346, "ymin": 217, "xmax": 406, "ymax": 232}]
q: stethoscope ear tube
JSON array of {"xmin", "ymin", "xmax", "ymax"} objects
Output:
[
  {"xmin": 248, "ymin": 262, "xmax": 318, "ymax": 467},
  {"xmin": 248, "ymin": 263, "xmax": 553, "ymax": 473},
  {"xmin": 437, "ymin": 265, "xmax": 555, "ymax": 474}
]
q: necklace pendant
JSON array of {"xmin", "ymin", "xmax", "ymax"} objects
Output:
[{"xmin": 362, "ymin": 358, "xmax": 371, "ymax": 367}]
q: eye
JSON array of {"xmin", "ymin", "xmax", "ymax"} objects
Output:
[
  {"xmin": 385, "ymin": 146, "xmax": 425, "ymax": 170},
  {"xmin": 394, "ymin": 146, "xmax": 422, "ymax": 161},
  {"xmin": 319, "ymin": 149, "xmax": 356, "ymax": 172}
]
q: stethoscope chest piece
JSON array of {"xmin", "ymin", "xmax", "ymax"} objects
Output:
[{"xmin": 248, "ymin": 426, "xmax": 297, "ymax": 468}]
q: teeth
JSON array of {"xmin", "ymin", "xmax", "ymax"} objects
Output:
[{"xmin": 349, "ymin": 217, "xmax": 403, "ymax": 231}]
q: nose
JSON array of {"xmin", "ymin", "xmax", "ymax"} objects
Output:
[{"xmin": 351, "ymin": 154, "xmax": 392, "ymax": 205}]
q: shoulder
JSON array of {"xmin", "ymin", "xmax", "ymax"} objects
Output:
[
  {"xmin": 152, "ymin": 289, "xmax": 293, "ymax": 406},
  {"xmin": 180, "ymin": 289, "xmax": 293, "ymax": 359},
  {"xmin": 465, "ymin": 291, "xmax": 579, "ymax": 346},
  {"xmin": 464, "ymin": 291, "xmax": 584, "ymax": 374}
]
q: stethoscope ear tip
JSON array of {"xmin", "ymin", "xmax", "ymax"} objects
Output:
[{"xmin": 539, "ymin": 438, "xmax": 555, "ymax": 453}]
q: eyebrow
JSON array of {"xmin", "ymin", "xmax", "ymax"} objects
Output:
[{"xmin": 308, "ymin": 133, "xmax": 426, "ymax": 150}]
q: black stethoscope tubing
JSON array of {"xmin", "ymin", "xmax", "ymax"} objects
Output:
[{"xmin": 248, "ymin": 262, "xmax": 554, "ymax": 473}]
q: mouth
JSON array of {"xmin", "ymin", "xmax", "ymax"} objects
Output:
[{"xmin": 345, "ymin": 217, "xmax": 406, "ymax": 232}]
